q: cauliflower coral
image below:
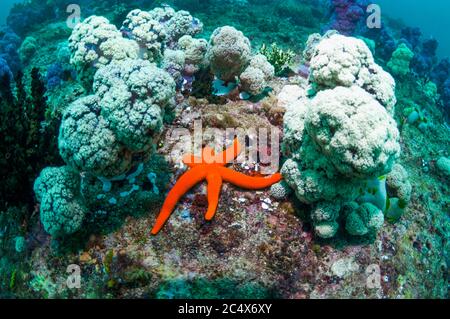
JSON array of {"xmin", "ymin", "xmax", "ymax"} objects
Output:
[
  {"xmin": 309, "ymin": 34, "xmax": 397, "ymax": 112},
  {"xmin": 69, "ymin": 16, "xmax": 139, "ymax": 78},
  {"xmin": 178, "ymin": 35, "xmax": 208, "ymax": 75},
  {"xmin": 387, "ymin": 43, "xmax": 414, "ymax": 77},
  {"xmin": 206, "ymin": 26, "xmax": 275, "ymax": 96},
  {"xmin": 58, "ymin": 95, "xmax": 133, "ymax": 178},
  {"xmin": 148, "ymin": 6, "xmax": 203, "ymax": 46},
  {"xmin": 239, "ymin": 54, "xmax": 275, "ymax": 95},
  {"xmin": 121, "ymin": 9, "xmax": 166, "ymax": 61},
  {"xmin": 306, "ymin": 86, "xmax": 400, "ymax": 178},
  {"xmin": 280, "ymin": 35, "xmax": 401, "ymax": 239},
  {"xmin": 207, "ymin": 26, "xmax": 252, "ymax": 82},
  {"xmin": 36, "ymin": 57, "xmax": 175, "ymax": 239},
  {"xmin": 34, "ymin": 167, "xmax": 86, "ymax": 237},
  {"xmin": 69, "ymin": 6, "xmax": 203, "ymax": 86},
  {"xmin": 93, "ymin": 59, "xmax": 176, "ymax": 152}
]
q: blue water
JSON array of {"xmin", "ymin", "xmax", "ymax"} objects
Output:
[
  {"xmin": 0, "ymin": 0, "xmax": 22, "ymax": 26},
  {"xmin": 375, "ymin": 0, "xmax": 450, "ymax": 58}
]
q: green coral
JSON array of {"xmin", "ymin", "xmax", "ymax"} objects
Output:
[
  {"xmin": 34, "ymin": 166, "xmax": 86, "ymax": 237},
  {"xmin": 387, "ymin": 43, "xmax": 414, "ymax": 77},
  {"xmin": 260, "ymin": 43, "xmax": 295, "ymax": 75},
  {"xmin": 18, "ymin": 36, "xmax": 38, "ymax": 63},
  {"xmin": 345, "ymin": 203, "xmax": 384, "ymax": 236},
  {"xmin": 422, "ymin": 81, "xmax": 438, "ymax": 101}
]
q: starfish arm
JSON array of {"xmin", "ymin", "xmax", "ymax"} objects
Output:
[
  {"xmin": 201, "ymin": 146, "xmax": 217, "ymax": 164},
  {"xmin": 182, "ymin": 154, "xmax": 203, "ymax": 168},
  {"xmin": 218, "ymin": 167, "xmax": 282, "ymax": 190},
  {"xmin": 151, "ymin": 167, "xmax": 207, "ymax": 235},
  {"xmin": 205, "ymin": 173, "xmax": 223, "ymax": 221},
  {"xmin": 214, "ymin": 138, "xmax": 242, "ymax": 165}
]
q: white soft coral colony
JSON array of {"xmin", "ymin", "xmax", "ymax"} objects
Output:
[
  {"xmin": 310, "ymin": 34, "xmax": 397, "ymax": 113},
  {"xmin": 69, "ymin": 16, "xmax": 139, "ymax": 73},
  {"xmin": 281, "ymin": 34, "xmax": 401, "ymax": 239}
]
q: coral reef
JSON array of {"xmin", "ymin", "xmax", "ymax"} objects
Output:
[
  {"xmin": 121, "ymin": 9, "xmax": 166, "ymax": 61},
  {"xmin": 0, "ymin": 57, "xmax": 13, "ymax": 84},
  {"xmin": 147, "ymin": 6, "xmax": 203, "ymax": 48},
  {"xmin": 436, "ymin": 157, "xmax": 450, "ymax": 177},
  {"xmin": 6, "ymin": 0, "xmax": 53, "ymax": 36},
  {"xmin": 260, "ymin": 43, "xmax": 295, "ymax": 76},
  {"xmin": 400, "ymin": 27, "xmax": 422, "ymax": 51},
  {"xmin": 206, "ymin": 26, "xmax": 276, "ymax": 96},
  {"xmin": 411, "ymin": 39, "xmax": 438, "ymax": 77},
  {"xmin": 58, "ymin": 95, "xmax": 133, "ymax": 178},
  {"xmin": 344, "ymin": 202, "xmax": 384, "ymax": 237},
  {"xmin": 177, "ymin": 35, "xmax": 208, "ymax": 75},
  {"xmin": 0, "ymin": 0, "xmax": 448, "ymax": 300},
  {"xmin": 93, "ymin": 59, "xmax": 175, "ymax": 152},
  {"xmin": 386, "ymin": 164, "xmax": 412, "ymax": 204},
  {"xmin": 152, "ymin": 139, "xmax": 282, "ymax": 234}
]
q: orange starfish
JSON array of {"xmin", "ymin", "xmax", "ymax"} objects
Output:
[{"xmin": 151, "ymin": 138, "xmax": 282, "ymax": 235}]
